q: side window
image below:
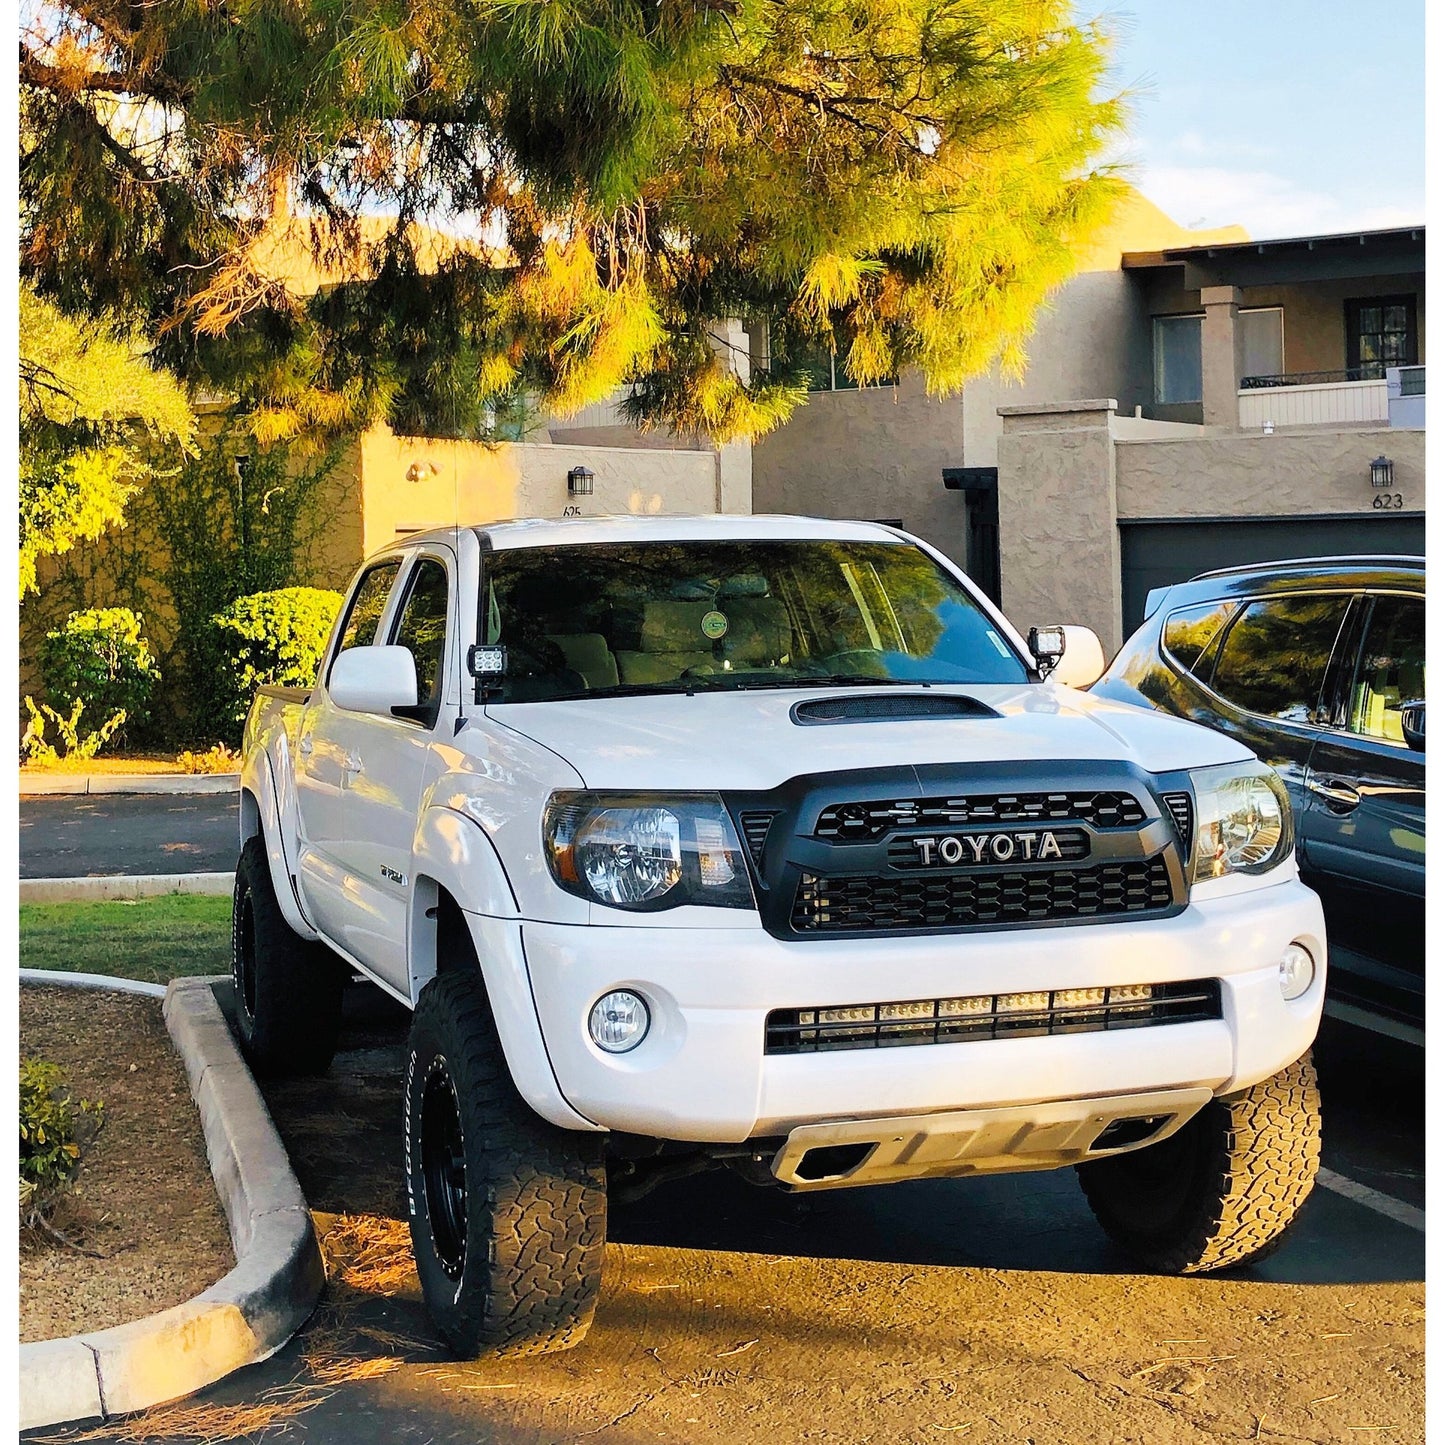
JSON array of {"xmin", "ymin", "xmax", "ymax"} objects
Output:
[
  {"xmin": 1211, "ymin": 595, "xmax": 1351, "ymax": 723},
  {"xmin": 1347, "ymin": 596, "xmax": 1425, "ymax": 744},
  {"xmin": 330, "ymin": 561, "xmax": 401, "ymax": 678},
  {"xmin": 390, "ymin": 558, "xmax": 451, "ymax": 721},
  {"xmin": 1162, "ymin": 601, "xmax": 1237, "ymax": 678}
]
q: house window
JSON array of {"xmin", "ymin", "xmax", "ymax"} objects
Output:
[
  {"xmin": 792, "ymin": 340, "xmax": 895, "ymax": 392},
  {"xmin": 1346, "ymin": 296, "xmax": 1418, "ymax": 376},
  {"xmin": 1153, "ymin": 315, "xmax": 1202, "ymax": 404},
  {"xmin": 1239, "ymin": 307, "xmax": 1284, "ymax": 382}
]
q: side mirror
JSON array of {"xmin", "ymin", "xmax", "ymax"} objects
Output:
[
  {"xmin": 1029, "ymin": 624, "xmax": 1106, "ymax": 690},
  {"xmin": 329, "ymin": 645, "xmax": 418, "ymax": 715},
  {"xmin": 1400, "ymin": 700, "xmax": 1425, "ymax": 752}
]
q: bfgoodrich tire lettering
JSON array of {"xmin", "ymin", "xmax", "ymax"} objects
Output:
[
  {"xmin": 405, "ymin": 969, "xmax": 607, "ymax": 1357},
  {"xmin": 231, "ymin": 835, "xmax": 345, "ymax": 1076},
  {"xmin": 1076, "ymin": 1052, "xmax": 1321, "ymax": 1273}
]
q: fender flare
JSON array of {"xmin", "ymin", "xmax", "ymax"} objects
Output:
[
  {"xmin": 239, "ymin": 746, "xmax": 320, "ymax": 941},
  {"xmin": 410, "ymin": 806, "xmax": 600, "ymax": 1133}
]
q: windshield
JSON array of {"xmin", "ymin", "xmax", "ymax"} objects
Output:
[{"xmin": 479, "ymin": 539, "xmax": 1029, "ymax": 702}]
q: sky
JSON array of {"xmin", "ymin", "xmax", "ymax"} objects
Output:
[{"xmin": 1100, "ymin": 0, "xmax": 1425, "ymax": 240}]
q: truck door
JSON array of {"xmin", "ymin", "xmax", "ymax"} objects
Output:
[
  {"xmin": 299, "ymin": 548, "xmax": 457, "ymax": 995},
  {"xmin": 295, "ymin": 557, "xmax": 406, "ymax": 978},
  {"xmin": 1301, "ymin": 591, "xmax": 1425, "ymax": 1034}
]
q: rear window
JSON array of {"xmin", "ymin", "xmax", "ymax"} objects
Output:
[
  {"xmin": 1210, "ymin": 595, "xmax": 1351, "ymax": 723},
  {"xmin": 478, "ymin": 539, "xmax": 1028, "ymax": 702}
]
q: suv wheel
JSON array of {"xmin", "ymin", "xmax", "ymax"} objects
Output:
[
  {"xmin": 1076, "ymin": 1052, "xmax": 1321, "ymax": 1273},
  {"xmin": 231, "ymin": 836, "xmax": 345, "ymax": 1076},
  {"xmin": 405, "ymin": 969, "xmax": 607, "ymax": 1357}
]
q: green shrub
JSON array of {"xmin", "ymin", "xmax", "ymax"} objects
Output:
[
  {"xmin": 39, "ymin": 608, "xmax": 160, "ymax": 749},
  {"xmin": 210, "ymin": 587, "xmax": 344, "ymax": 736},
  {"xmin": 20, "ymin": 1058, "xmax": 102, "ymax": 1227}
]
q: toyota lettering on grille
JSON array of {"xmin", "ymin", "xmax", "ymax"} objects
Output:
[{"xmin": 910, "ymin": 831, "xmax": 1066, "ymax": 866}]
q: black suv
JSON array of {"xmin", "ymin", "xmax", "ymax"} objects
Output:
[{"xmin": 1094, "ymin": 556, "xmax": 1425, "ymax": 1043}]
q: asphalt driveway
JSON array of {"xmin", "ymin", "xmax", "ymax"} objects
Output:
[{"xmin": 20, "ymin": 794, "xmax": 239, "ymax": 877}]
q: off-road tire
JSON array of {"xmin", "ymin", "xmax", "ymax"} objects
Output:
[
  {"xmin": 231, "ymin": 835, "xmax": 345, "ymax": 1076},
  {"xmin": 1076, "ymin": 1052, "xmax": 1321, "ymax": 1273},
  {"xmin": 404, "ymin": 968, "xmax": 607, "ymax": 1358}
]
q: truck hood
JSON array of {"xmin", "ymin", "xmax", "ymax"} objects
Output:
[{"xmin": 486, "ymin": 683, "xmax": 1253, "ymax": 792}]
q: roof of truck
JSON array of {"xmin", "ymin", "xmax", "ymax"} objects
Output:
[{"xmin": 399, "ymin": 514, "xmax": 914, "ymax": 552}]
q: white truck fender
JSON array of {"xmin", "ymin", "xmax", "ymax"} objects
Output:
[
  {"xmin": 409, "ymin": 806, "xmax": 602, "ymax": 1133},
  {"xmin": 239, "ymin": 744, "xmax": 321, "ymax": 941}
]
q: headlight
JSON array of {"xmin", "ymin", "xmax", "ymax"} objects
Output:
[
  {"xmin": 543, "ymin": 792, "xmax": 756, "ymax": 912},
  {"xmin": 1187, "ymin": 762, "xmax": 1293, "ymax": 882}
]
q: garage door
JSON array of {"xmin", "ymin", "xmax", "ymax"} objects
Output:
[{"xmin": 1119, "ymin": 514, "xmax": 1426, "ymax": 633}]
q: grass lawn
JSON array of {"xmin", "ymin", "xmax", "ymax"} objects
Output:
[{"xmin": 19, "ymin": 894, "xmax": 232, "ymax": 985}]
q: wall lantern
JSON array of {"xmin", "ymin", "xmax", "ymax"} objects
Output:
[
  {"xmin": 567, "ymin": 465, "xmax": 596, "ymax": 496},
  {"xmin": 405, "ymin": 460, "xmax": 438, "ymax": 483},
  {"xmin": 1369, "ymin": 455, "xmax": 1395, "ymax": 489}
]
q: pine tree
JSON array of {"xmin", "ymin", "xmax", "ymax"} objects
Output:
[{"xmin": 21, "ymin": 0, "xmax": 1126, "ymax": 444}]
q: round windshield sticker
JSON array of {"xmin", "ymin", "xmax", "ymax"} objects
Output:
[{"xmin": 701, "ymin": 610, "xmax": 729, "ymax": 640}]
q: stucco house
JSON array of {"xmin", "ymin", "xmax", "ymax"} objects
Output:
[{"xmin": 748, "ymin": 195, "xmax": 1425, "ymax": 652}]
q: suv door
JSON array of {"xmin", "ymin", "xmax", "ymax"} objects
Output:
[
  {"xmin": 1195, "ymin": 591, "xmax": 1354, "ymax": 824},
  {"xmin": 1302, "ymin": 591, "xmax": 1425, "ymax": 1035}
]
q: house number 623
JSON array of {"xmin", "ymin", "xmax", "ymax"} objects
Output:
[{"xmin": 1372, "ymin": 493, "xmax": 1405, "ymax": 510}]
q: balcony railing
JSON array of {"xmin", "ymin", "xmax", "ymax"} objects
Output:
[
  {"xmin": 1238, "ymin": 375, "xmax": 1388, "ymax": 428},
  {"xmin": 1240, "ymin": 365, "xmax": 1401, "ymax": 388}
]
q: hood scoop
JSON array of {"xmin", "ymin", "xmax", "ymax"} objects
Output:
[{"xmin": 790, "ymin": 693, "xmax": 1002, "ymax": 726}]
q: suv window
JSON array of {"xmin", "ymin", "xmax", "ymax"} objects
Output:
[
  {"xmin": 1347, "ymin": 595, "xmax": 1425, "ymax": 744},
  {"xmin": 330, "ymin": 560, "xmax": 401, "ymax": 677},
  {"xmin": 390, "ymin": 557, "xmax": 450, "ymax": 719},
  {"xmin": 1163, "ymin": 601, "xmax": 1237, "ymax": 677},
  {"xmin": 1211, "ymin": 595, "xmax": 1351, "ymax": 723}
]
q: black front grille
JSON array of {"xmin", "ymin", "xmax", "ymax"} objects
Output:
[
  {"xmin": 815, "ymin": 791, "xmax": 1146, "ymax": 843},
  {"xmin": 765, "ymin": 979, "xmax": 1221, "ymax": 1054},
  {"xmin": 738, "ymin": 811, "xmax": 777, "ymax": 870},
  {"xmin": 792, "ymin": 857, "xmax": 1175, "ymax": 933},
  {"xmin": 1162, "ymin": 791, "xmax": 1194, "ymax": 854}
]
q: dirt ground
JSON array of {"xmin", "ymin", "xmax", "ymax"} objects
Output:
[{"xmin": 19, "ymin": 985, "xmax": 235, "ymax": 1343}]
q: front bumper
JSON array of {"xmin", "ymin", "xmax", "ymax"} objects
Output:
[{"xmin": 517, "ymin": 875, "xmax": 1326, "ymax": 1144}]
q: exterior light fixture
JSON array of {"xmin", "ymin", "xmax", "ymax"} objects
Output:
[
  {"xmin": 567, "ymin": 465, "xmax": 596, "ymax": 496},
  {"xmin": 1370, "ymin": 455, "xmax": 1394, "ymax": 489},
  {"xmin": 405, "ymin": 461, "xmax": 438, "ymax": 483}
]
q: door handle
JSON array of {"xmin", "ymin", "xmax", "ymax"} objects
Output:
[
  {"xmin": 1306, "ymin": 776, "xmax": 1361, "ymax": 810},
  {"xmin": 298, "ymin": 737, "xmax": 314, "ymax": 757},
  {"xmin": 343, "ymin": 752, "xmax": 363, "ymax": 774}
]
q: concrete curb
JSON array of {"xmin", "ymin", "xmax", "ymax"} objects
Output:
[
  {"xmin": 20, "ymin": 872, "xmax": 235, "ymax": 904},
  {"xmin": 18, "ymin": 973, "xmax": 325, "ymax": 1431},
  {"xmin": 21, "ymin": 773, "xmax": 239, "ymax": 797}
]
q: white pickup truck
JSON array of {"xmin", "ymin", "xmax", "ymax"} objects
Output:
[{"xmin": 236, "ymin": 514, "xmax": 1326, "ymax": 1358}]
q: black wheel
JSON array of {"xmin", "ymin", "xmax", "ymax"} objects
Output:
[
  {"xmin": 1077, "ymin": 1052, "xmax": 1321, "ymax": 1273},
  {"xmin": 230, "ymin": 835, "xmax": 345, "ymax": 1076},
  {"xmin": 405, "ymin": 969, "xmax": 607, "ymax": 1358}
]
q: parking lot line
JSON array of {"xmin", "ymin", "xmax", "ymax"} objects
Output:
[{"xmin": 1316, "ymin": 1167, "xmax": 1425, "ymax": 1233}]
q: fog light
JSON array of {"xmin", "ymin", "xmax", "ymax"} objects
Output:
[
  {"xmin": 588, "ymin": 991, "xmax": 650, "ymax": 1053},
  {"xmin": 1279, "ymin": 944, "xmax": 1315, "ymax": 1001}
]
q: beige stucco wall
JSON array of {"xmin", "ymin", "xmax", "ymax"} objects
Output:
[
  {"xmin": 358, "ymin": 428, "xmax": 722, "ymax": 555},
  {"xmin": 751, "ymin": 371, "xmax": 966, "ymax": 553},
  {"xmin": 996, "ymin": 403, "xmax": 1123, "ymax": 651},
  {"xmin": 994, "ymin": 401, "xmax": 1427, "ymax": 657},
  {"xmin": 752, "ymin": 189, "xmax": 1245, "ymax": 564},
  {"xmin": 1114, "ymin": 426, "xmax": 1427, "ymax": 519}
]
